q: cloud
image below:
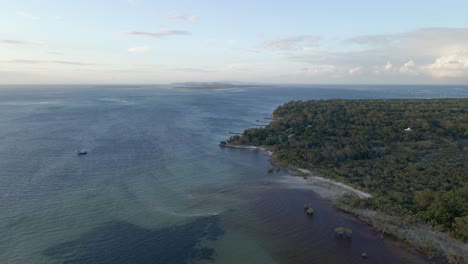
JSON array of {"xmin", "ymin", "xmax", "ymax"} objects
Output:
[
  {"xmin": 373, "ymin": 61, "xmax": 394, "ymax": 75},
  {"xmin": 1, "ymin": 39, "xmax": 47, "ymax": 46},
  {"xmin": 423, "ymin": 52, "xmax": 468, "ymax": 78},
  {"xmin": 168, "ymin": 13, "xmax": 199, "ymax": 23},
  {"xmin": 290, "ymin": 28, "xmax": 468, "ymax": 80},
  {"xmin": 301, "ymin": 65, "xmax": 337, "ymax": 76},
  {"xmin": 163, "ymin": 67, "xmax": 214, "ymax": 73},
  {"xmin": 224, "ymin": 63, "xmax": 251, "ymax": 72},
  {"xmin": 349, "ymin": 28, "xmax": 468, "ymax": 48},
  {"xmin": 384, "ymin": 61, "xmax": 393, "ymax": 71},
  {"xmin": 6, "ymin": 59, "xmax": 92, "ymax": 66},
  {"xmin": 128, "ymin": 45, "xmax": 151, "ymax": 53},
  {"xmin": 120, "ymin": 30, "xmax": 190, "ymax": 38},
  {"xmin": 51, "ymin": 60, "xmax": 93, "ymax": 66},
  {"xmin": 399, "ymin": 60, "xmax": 418, "ymax": 75},
  {"xmin": 16, "ymin": 11, "xmax": 39, "ymax": 20},
  {"xmin": 349, "ymin": 28, "xmax": 468, "ymax": 63},
  {"xmin": 348, "ymin": 34, "xmax": 398, "ymax": 47},
  {"xmin": 262, "ymin": 35, "xmax": 320, "ymax": 51},
  {"xmin": 348, "ymin": 67, "xmax": 363, "ymax": 76}
]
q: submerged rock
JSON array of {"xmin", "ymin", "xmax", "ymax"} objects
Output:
[
  {"xmin": 335, "ymin": 226, "xmax": 352, "ymax": 238},
  {"xmin": 335, "ymin": 227, "xmax": 345, "ymax": 235},
  {"xmin": 304, "ymin": 203, "xmax": 314, "ymax": 215}
]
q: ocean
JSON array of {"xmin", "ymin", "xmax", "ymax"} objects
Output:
[{"xmin": 1, "ymin": 85, "xmax": 467, "ymax": 263}]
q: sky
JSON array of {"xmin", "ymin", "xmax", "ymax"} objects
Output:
[{"xmin": 1, "ymin": 0, "xmax": 468, "ymax": 84}]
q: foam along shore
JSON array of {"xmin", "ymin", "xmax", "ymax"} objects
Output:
[
  {"xmin": 291, "ymin": 168, "xmax": 372, "ymax": 199},
  {"xmin": 220, "ymin": 143, "xmax": 369, "ymax": 199}
]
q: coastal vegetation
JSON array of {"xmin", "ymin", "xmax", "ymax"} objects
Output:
[{"xmin": 226, "ymin": 99, "xmax": 468, "ymax": 259}]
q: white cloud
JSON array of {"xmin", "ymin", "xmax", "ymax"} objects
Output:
[
  {"xmin": 349, "ymin": 67, "xmax": 362, "ymax": 76},
  {"xmin": 291, "ymin": 28, "xmax": 468, "ymax": 81},
  {"xmin": 302, "ymin": 46, "xmax": 316, "ymax": 51},
  {"xmin": 1, "ymin": 39, "xmax": 47, "ymax": 46},
  {"xmin": 162, "ymin": 67, "xmax": 213, "ymax": 73},
  {"xmin": 168, "ymin": 13, "xmax": 199, "ymax": 23},
  {"xmin": 373, "ymin": 61, "xmax": 394, "ymax": 75},
  {"xmin": 348, "ymin": 34, "xmax": 399, "ymax": 47},
  {"xmin": 16, "ymin": 11, "xmax": 39, "ymax": 20},
  {"xmin": 424, "ymin": 52, "xmax": 468, "ymax": 78},
  {"xmin": 302, "ymin": 65, "xmax": 337, "ymax": 76},
  {"xmin": 120, "ymin": 30, "xmax": 190, "ymax": 38},
  {"xmin": 399, "ymin": 60, "xmax": 418, "ymax": 75},
  {"xmin": 128, "ymin": 45, "xmax": 151, "ymax": 53},
  {"xmin": 262, "ymin": 35, "xmax": 320, "ymax": 51},
  {"xmin": 4, "ymin": 59, "xmax": 92, "ymax": 66},
  {"xmin": 384, "ymin": 61, "xmax": 393, "ymax": 71},
  {"xmin": 224, "ymin": 63, "xmax": 250, "ymax": 71}
]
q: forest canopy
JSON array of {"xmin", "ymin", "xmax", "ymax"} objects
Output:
[{"xmin": 227, "ymin": 99, "xmax": 468, "ymax": 242}]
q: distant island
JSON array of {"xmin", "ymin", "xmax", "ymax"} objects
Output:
[
  {"xmin": 172, "ymin": 82, "xmax": 265, "ymax": 90},
  {"xmin": 223, "ymin": 99, "xmax": 468, "ymax": 262}
]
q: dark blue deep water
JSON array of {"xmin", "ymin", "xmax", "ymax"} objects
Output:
[{"xmin": 1, "ymin": 85, "xmax": 467, "ymax": 263}]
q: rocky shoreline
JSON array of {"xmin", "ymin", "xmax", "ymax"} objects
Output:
[{"xmin": 219, "ymin": 142, "xmax": 468, "ymax": 263}]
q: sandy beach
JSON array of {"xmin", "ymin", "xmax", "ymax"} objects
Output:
[
  {"xmin": 289, "ymin": 168, "xmax": 372, "ymax": 199},
  {"xmin": 220, "ymin": 144, "xmax": 371, "ymax": 200}
]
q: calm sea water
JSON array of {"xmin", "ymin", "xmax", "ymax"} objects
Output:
[{"xmin": 0, "ymin": 85, "xmax": 467, "ymax": 264}]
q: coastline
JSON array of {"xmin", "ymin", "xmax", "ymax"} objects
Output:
[
  {"xmin": 288, "ymin": 168, "xmax": 372, "ymax": 199},
  {"xmin": 284, "ymin": 169, "xmax": 467, "ymax": 262},
  {"xmin": 219, "ymin": 144, "xmax": 273, "ymax": 156},
  {"xmin": 220, "ymin": 144, "xmax": 371, "ymax": 200},
  {"xmin": 220, "ymin": 143, "xmax": 468, "ymax": 263}
]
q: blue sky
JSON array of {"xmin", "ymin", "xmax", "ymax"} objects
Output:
[{"xmin": 1, "ymin": 0, "xmax": 467, "ymax": 84}]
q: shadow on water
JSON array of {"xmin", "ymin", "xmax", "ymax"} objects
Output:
[{"xmin": 43, "ymin": 216, "xmax": 223, "ymax": 264}]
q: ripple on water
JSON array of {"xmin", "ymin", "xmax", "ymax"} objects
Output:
[{"xmin": 43, "ymin": 216, "xmax": 223, "ymax": 264}]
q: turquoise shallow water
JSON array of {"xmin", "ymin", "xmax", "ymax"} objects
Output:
[{"xmin": 0, "ymin": 85, "xmax": 466, "ymax": 263}]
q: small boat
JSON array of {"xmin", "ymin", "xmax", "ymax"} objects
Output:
[{"xmin": 77, "ymin": 150, "xmax": 87, "ymax": 155}]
